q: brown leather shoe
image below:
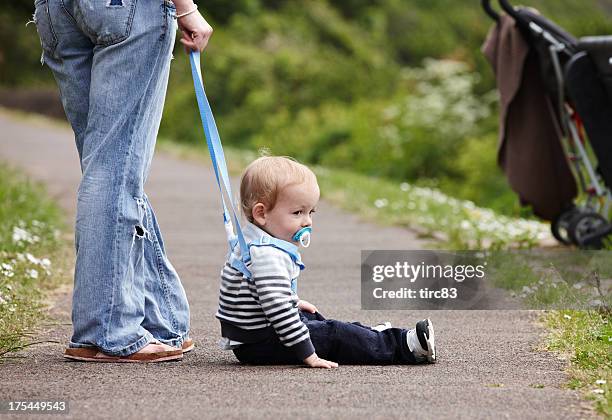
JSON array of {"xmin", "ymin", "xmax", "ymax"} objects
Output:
[
  {"xmin": 181, "ymin": 338, "xmax": 194, "ymax": 353},
  {"xmin": 64, "ymin": 341, "xmax": 183, "ymax": 363}
]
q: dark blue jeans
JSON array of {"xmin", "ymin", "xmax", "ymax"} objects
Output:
[{"xmin": 233, "ymin": 311, "xmax": 418, "ymax": 365}]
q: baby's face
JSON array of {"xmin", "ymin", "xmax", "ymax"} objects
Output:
[{"xmin": 260, "ymin": 181, "xmax": 320, "ymax": 244}]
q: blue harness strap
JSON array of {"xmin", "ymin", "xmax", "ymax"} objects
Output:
[
  {"xmin": 249, "ymin": 233, "xmax": 304, "ymax": 293},
  {"xmin": 189, "ymin": 51, "xmax": 308, "ymax": 283},
  {"xmin": 189, "ymin": 51, "xmax": 251, "ymax": 278},
  {"xmin": 249, "ymin": 234, "xmax": 305, "ymax": 270}
]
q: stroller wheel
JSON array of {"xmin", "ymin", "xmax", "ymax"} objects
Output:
[
  {"xmin": 568, "ymin": 211, "xmax": 611, "ymax": 249},
  {"xmin": 551, "ymin": 206, "xmax": 581, "ymax": 245}
]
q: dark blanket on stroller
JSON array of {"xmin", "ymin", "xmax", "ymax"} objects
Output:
[{"xmin": 482, "ymin": 14, "xmax": 577, "ymax": 221}]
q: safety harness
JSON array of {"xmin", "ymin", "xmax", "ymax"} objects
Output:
[{"xmin": 189, "ymin": 51, "xmax": 308, "ymax": 281}]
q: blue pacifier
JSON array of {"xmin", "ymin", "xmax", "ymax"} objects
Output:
[{"xmin": 292, "ymin": 227, "xmax": 312, "ymax": 248}]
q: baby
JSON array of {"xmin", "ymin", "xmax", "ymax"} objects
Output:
[{"xmin": 216, "ymin": 156, "xmax": 436, "ymax": 368}]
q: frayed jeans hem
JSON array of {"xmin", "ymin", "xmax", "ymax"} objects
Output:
[{"xmin": 68, "ymin": 330, "xmax": 155, "ymax": 356}]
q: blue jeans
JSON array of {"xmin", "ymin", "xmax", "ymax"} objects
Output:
[
  {"xmin": 233, "ymin": 311, "xmax": 418, "ymax": 365},
  {"xmin": 33, "ymin": 0, "xmax": 190, "ymax": 355}
]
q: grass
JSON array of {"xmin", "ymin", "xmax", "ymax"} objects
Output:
[
  {"xmin": 0, "ymin": 162, "xmax": 71, "ymax": 359},
  {"xmin": 157, "ymin": 139, "xmax": 551, "ymax": 250},
  {"xmin": 486, "ymin": 250, "xmax": 612, "ymax": 310},
  {"xmin": 544, "ymin": 310, "xmax": 611, "ymax": 417}
]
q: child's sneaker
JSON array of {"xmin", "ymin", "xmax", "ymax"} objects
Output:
[{"xmin": 406, "ymin": 318, "xmax": 436, "ymax": 363}]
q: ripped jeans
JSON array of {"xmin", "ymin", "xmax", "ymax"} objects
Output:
[{"xmin": 33, "ymin": 0, "xmax": 190, "ymax": 355}]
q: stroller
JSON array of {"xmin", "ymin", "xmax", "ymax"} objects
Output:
[{"xmin": 482, "ymin": 0, "xmax": 612, "ymax": 249}]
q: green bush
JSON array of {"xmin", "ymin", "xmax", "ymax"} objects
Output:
[
  {"xmin": 4, "ymin": 0, "xmax": 612, "ymax": 217},
  {"xmin": 440, "ymin": 134, "xmax": 521, "ymax": 216},
  {"xmin": 252, "ymin": 58, "xmax": 495, "ymax": 182}
]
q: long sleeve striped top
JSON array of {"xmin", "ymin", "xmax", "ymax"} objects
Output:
[{"xmin": 216, "ymin": 223, "xmax": 315, "ymax": 360}]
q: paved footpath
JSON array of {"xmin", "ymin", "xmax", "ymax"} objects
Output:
[{"xmin": 0, "ymin": 111, "xmax": 593, "ymax": 419}]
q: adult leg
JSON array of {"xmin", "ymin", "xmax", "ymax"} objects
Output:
[
  {"xmin": 68, "ymin": 0, "xmax": 180, "ymax": 356},
  {"xmin": 140, "ymin": 194, "xmax": 190, "ymax": 347},
  {"xmin": 33, "ymin": 0, "xmax": 92, "ymax": 164},
  {"xmin": 123, "ymin": 1, "xmax": 190, "ymax": 346}
]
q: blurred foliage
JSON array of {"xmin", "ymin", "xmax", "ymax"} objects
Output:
[{"xmin": 2, "ymin": 0, "xmax": 612, "ymax": 216}]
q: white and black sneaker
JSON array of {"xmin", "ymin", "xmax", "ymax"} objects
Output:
[{"xmin": 406, "ymin": 318, "xmax": 436, "ymax": 363}]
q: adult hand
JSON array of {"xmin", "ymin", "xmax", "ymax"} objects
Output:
[
  {"xmin": 177, "ymin": 8, "xmax": 213, "ymax": 52},
  {"xmin": 304, "ymin": 353, "xmax": 338, "ymax": 369}
]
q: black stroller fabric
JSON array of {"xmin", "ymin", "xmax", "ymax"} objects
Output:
[
  {"xmin": 565, "ymin": 51, "xmax": 612, "ymax": 187},
  {"xmin": 511, "ymin": 8, "xmax": 577, "ymax": 100},
  {"xmin": 482, "ymin": 14, "xmax": 577, "ymax": 221},
  {"xmin": 578, "ymin": 36, "xmax": 612, "ymax": 101}
]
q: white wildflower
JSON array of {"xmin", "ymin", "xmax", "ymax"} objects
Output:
[
  {"xmin": 12, "ymin": 226, "xmax": 34, "ymax": 244},
  {"xmin": 25, "ymin": 253, "xmax": 40, "ymax": 265},
  {"xmin": 595, "ymin": 380, "xmax": 606, "ymax": 385},
  {"xmin": 592, "ymin": 389, "xmax": 604, "ymax": 395},
  {"xmin": 400, "ymin": 182, "xmax": 410, "ymax": 192},
  {"xmin": 563, "ymin": 314, "xmax": 572, "ymax": 320},
  {"xmin": 27, "ymin": 269, "xmax": 39, "ymax": 279},
  {"xmin": 374, "ymin": 199, "xmax": 388, "ymax": 209},
  {"xmin": 1, "ymin": 263, "xmax": 14, "ymax": 278}
]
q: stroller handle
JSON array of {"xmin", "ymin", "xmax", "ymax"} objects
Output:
[
  {"xmin": 481, "ymin": 0, "xmax": 522, "ymax": 22},
  {"xmin": 498, "ymin": 0, "xmax": 521, "ymax": 20},
  {"xmin": 481, "ymin": 0, "xmax": 500, "ymax": 21}
]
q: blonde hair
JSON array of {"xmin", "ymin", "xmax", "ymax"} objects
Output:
[{"xmin": 240, "ymin": 156, "xmax": 317, "ymax": 222}]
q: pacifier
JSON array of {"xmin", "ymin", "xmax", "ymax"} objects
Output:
[{"xmin": 292, "ymin": 227, "xmax": 312, "ymax": 248}]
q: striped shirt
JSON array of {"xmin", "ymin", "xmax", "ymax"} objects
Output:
[{"xmin": 216, "ymin": 223, "xmax": 315, "ymax": 360}]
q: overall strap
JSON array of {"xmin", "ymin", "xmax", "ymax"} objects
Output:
[{"xmin": 189, "ymin": 51, "xmax": 251, "ymax": 278}]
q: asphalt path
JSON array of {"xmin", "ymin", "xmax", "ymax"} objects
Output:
[{"xmin": 0, "ymin": 111, "xmax": 592, "ymax": 419}]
